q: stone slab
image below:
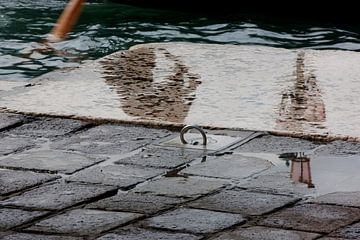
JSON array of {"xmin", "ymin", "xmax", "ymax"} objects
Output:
[
  {"xmin": 1, "ymin": 233, "xmax": 82, "ymax": 240},
  {"xmin": 212, "ymin": 226, "xmax": 320, "ymax": 240},
  {"xmin": 0, "ymin": 208, "xmax": 47, "ymax": 230},
  {"xmin": 181, "ymin": 154, "xmax": 273, "ymax": 180},
  {"xmin": 260, "ymin": 204, "xmax": 360, "ymax": 233},
  {"xmin": 329, "ymin": 222, "xmax": 360, "ymax": 239},
  {"xmin": 2, "ymin": 43, "xmax": 360, "ymax": 140},
  {"xmin": 0, "ymin": 182, "xmax": 116, "ymax": 210},
  {"xmin": 115, "ymin": 147, "xmax": 202, "ymax": 169},
  {"xmin": 188, "ymin": 189, "xmax": 299, "ymax": 216},
  {"xmin": 27, "ymin": 209, "xmax": 142, "ymax": 236},
  {"xmin": 141, "ymin": 208, "xmax": 245, "ymax": 234},
  {"xmin": 0, "ymin": 169, "xmax": 58, "ymax": 196},
  {"xmin": 67, "ymin": 164, "xmax": 164, "ymax": 187},
  {"xmin": 97, "ymin": 227, "xmax": 202, "ymax": 240},
  {"xmin": 86, "ymin": 192, "xmax": 185, "ymax": 214},
  {"xmin": 310, "ymin": 192, "xmax": 360, "ymax": 208},
  {"xmin": 133, "ymin": 176, "xmax": 228, "ymax": 198},
  {"xmin": 0, "ymin": 150, "xmax": 103, "ymax": 174},
  {"xmin": 0, "ymin": 113, "xmax": 26, "ymax": 131},
  {"xmin": 234, "ymin": 135, "xmax": 320, "ymax": 153},
  {"xmin": 0, "ymin": 136, "xmax": 36, "ymax": 156},
  {"xmin": 315, "ymin": 140, "xmax": 360, "ymax": 155},
  {"xmin": 5, "ymin": 117, "xmax": 89, "ymax": 138},
  {"xmin": 51, "ymin": 124, "xmax": 169, "ymax": 155}
]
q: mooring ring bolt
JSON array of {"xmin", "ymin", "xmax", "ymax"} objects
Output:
[{"xmin": 180, "ymin": 125, "xmax": 207, "ymax": 146}]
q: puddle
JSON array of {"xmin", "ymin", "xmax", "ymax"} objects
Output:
[{"xmin": 239, "ymin": 152, "xmax": 360, "ymax": 196}]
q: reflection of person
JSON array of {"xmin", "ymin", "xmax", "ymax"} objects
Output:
[
  {"xmin": 276, "ymin": 52, "xmax": 326, "ymax": 132},
  {"xmin": 290, "ymin": 156, "xmax": 315, "ymax": 188},
  {"xmin": 100, "ymin": 47, "xmax": 201, "ymax": 123}
]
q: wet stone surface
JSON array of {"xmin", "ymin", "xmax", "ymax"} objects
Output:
[
  {"xmin": 310, "ymin": 192, "xmax": 360, "ymax": 208},
  {"xmin": 0, "ymin": 233, "xmax": 83, "ymax": 240},
  {"xmin": 0, "ymin": 182, "xmax": 116, "ymax": 210},
  {"xmin": 27, "ymin": 209, "xmax": 142, "ymax": 236},
  {"xmin": 97, "ymin": 226, "xmax": 202, "ymax": 240},
  {"xmin": 0, "ymin": 113, "xmax": 27, "ymax": 131},
  {"xmin": 259, "ymin": 204, "xmax": 360, "ymax": 233},
  {"xmin": 212, "ymin": 226, "xmax": 320, "ymax": 240},
  {"xmin": 141, "ymin": 208, "xmax": 245, "ymax": 234},
  {"xmin": 314, "ymin": 140, "xmax": 360, "ymax": 155},
  {"xmin": 5, "ymin": 117, "xmax": 89, "ymax": 138},
  {"xmin": 86, "ymin": 191, "xmax": 186, "ymax": 214},
  {"xmin": 238, "ymin": 172, "xmax": 313, "ymax": 196},
  {"xmin": 133, "ymin": 176, "xmax": 228, "ymax": 198},
  {"xmin": 0, "ymin": 169, "xmax": 58, "ymax": 196},
  {"xmin": 0, "ymin": 208, "xmax": 48, "ymax": 230},
  {"xmin": 115, "ymin": 147, "xmax": 202, "ymax": 169},
  {"xmin": 187, "ymin": 189, "xmax": 299, "ymax": 216},
  {"xmin": 0, "ymin": 150, "xmax": 104, "ymax": 174},
  {"xmin": 234, "ymin": 135, "xmax": 320, "ymax": 153},
  {"xmin": 181, "ymin": 154, "xmax": 273, "ymax": 180},
  {"xmin": 67, "ymin": 164, "xmax": 164, "ymax": 188},
  {"xmin": 329, "ymin": 222, "xmax": 360, "ymax": 239},
  {"xmin": 0, "ymin": 136, "xmax": 36, "ymax": 156},
  {"xmin": 51, "ymin": 124, "xmax": 170, "ymax": 155}
]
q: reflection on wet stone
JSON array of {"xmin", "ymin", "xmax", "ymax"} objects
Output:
[
  {"xmin": 277, "ymin": 52, "xmax": 326, "ymax": 133},
  {"xmin": 100, "ymin": 47, "xmax": 201, "ymax": 123}
]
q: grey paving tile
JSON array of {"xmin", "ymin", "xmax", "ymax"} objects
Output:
[
  {"xmin": 0, "ymin": 113, "xmax": 26, "ymax": 131},
  {"xmin": 86, "ymin": 192, "xmax": 186, "ymax": 214},
  {"xmin": 0, "ymin": 233, "xmax": 83, "ymax": 240},
  {"xmin": 315, "ymin": 140, "xmax": 360, "ymax": 155},
  {"xmin": 27, "ymin": 209, "xmax": 142, "ymax": 236},
  {"xmin": 234, "ymin": 135, "xmax": 319, "ymax": 153},
  {"xmin": 0, "ymin": 150, "xmax": 103, "ymax": 174},
  {"xmin": 133, "ymin": 176, "xmax": 228, "ymax": 198},
  {"xmin": 97, "ymin": 227, "xmax": 202, "ymax": 240},
  {"xmin": 188, "ymin": 189, "xmax": 299, "ymax": 215},
  {"xmin": 211, "ymin": 226, "xmax": 320, "ymax": 240},
  {"xmin": 0, "ymin": 182, "xmax": 116, "ymax": 210},
  {"xmin": 330, "ymin": 222, "xmax": 360, "ymax": 239},
  {"xmin": 260, "ymin": 204, "xmax": 360, "ymax": 233},
  {"xmin": 141, "ymin": 208, "xmax": 245, "ymax": 234},
  {"xmin": 310, "ymin": 192, "xmax": 360, "ymax": 208},
  {"xmin": 0, "ymin": 169, "xmax": 58, "ymax": 196},
  {"xmin": 67, "ymin": 164, "xmax": 164, "ymax": 187},
  {"xmin": 0, "ymin": 136, "xmax": 36, "ymax": 156},
  {"xmin": 181, "ymin": 154, "xmax": 273, "ymax": 180},
  {"xmin": 51, "ymin": 124, "xmax": 170, "ymax": 155},
  {"xmin": 115, "ymin": 147, "xmax": 202, "ymax": 169},
  {"xmin": 0, "ymin": 208, "xmax": 48, "ymax": 231},
  {"xmin": 6, "ymin": 117, "xmax": 89, "ymax": 138}
]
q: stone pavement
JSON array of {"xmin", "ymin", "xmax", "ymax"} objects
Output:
[{"xmin": 0, "ymin": 112, "xmax": 360, "ymax": 239}]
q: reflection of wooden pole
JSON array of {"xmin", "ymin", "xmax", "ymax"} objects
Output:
[
  {"xmin": 290, "ymin": 157, "xmax": 314, "ymax": 188},
  {"xmin": 48, "ymin": 0, "xmax": 86, "ymax": 42}
]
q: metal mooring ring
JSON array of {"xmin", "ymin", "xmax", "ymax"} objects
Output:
[{"xmin": 180, "ymin": 125, "xmax": 207, "ymax": 145}]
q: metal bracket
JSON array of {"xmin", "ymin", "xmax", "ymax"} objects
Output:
[{"xmin": 180, "ymin": 125, "xmax": 207, "ymax": 146}]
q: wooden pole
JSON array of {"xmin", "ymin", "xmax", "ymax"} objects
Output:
[{"xmin": 48, "ymin": 0, "xmax": 86, "ymax": 42}]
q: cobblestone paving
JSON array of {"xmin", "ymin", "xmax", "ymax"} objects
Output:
[{"xmin": 0, "ymin": 113, "xmax": 359, "ymax": 239}]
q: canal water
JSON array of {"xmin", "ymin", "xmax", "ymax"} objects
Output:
[{"xmin": 1, "ymin": 0, "xmax": 360, "ymax": 82}]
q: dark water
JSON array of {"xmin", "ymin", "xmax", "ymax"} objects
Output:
[{"xmin": 1, "ymin": 0, "xmax": 360, "ymax": 81}]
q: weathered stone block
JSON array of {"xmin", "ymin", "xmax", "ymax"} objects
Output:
[
  {"xmin": 133, "ymin": 176, "xmax": 228, "ymax": 198},
  {"xmin": 0, "ymin": 150, "xmax": 103, "ymax": 174},
  {"xmin": 51, "ymin": 124, "xmax": 169, "ymax": 155},
  {"xmin": 1, "ymin": 233, "xmax": 82, "ymax": 240},
  {"xmin": 212, "ymin": 226, "xmax": 320, "ymax": 240},
  {"xmin": 0, "ymin": 182, "xmax": 116, "ymax": 210},
  {"xmin": 181, "ymin": 154, "xmax": 273, "ymax": 180},
  {"xmin": 141, "ymin": 208, "xmax": 245, "ymax": 234},
  {"xmin": 86, "ymin": 192, "xmax": 185, "ymax": 214},
  {"xmin": 27, "ymin": 209, "xmax": 142, "ymax": 236},
  {"xmin": 0, "ymin": 113, "xmax": 26, "ymax": 131},
  {"xmin": 260, "ymin": 204, "xmax": 360, "ymax": 233},
  {"xmin": 0, "ymin": 208, "xmax": 47, "ymax": 230},
  {"xmin": 188, "ymin": 189, "xmax": 299, "ymax": 215},
  {"xmin": 310, "ymin": 192, "xmax": 360, "ymax": 208},
  {"xmin": 330, "ymin": 222, "xmax": 360, "ymax": 239},
  {"xmin": 115, "ymin": 147, "xmax": 201, "ymax": 169},
  {"xmin": 67, "ymin": 164, "xmax": 164, "ymax": 187},
  {"xmin": 0, "ymin": 169, "xmax": 58, "ymax": 196},
  {"xmin": 0, "ymin": 136, "xmax": 36, "ymax": 156}
]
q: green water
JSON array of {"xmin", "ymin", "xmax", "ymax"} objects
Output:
[{"xmin": 1, "ymin": 0, "xmax": 360, "ymax": 81}]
